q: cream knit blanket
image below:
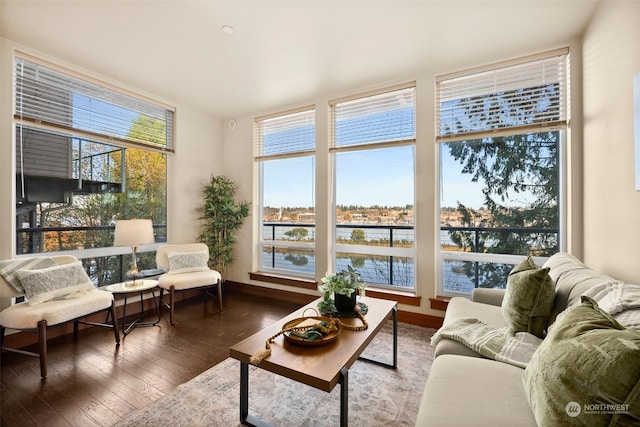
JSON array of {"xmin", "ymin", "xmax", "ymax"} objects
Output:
[
  {"xmin": 583, "ymin": 281, "xmax": 640, "ymax": 329},
  {"xmin": 431, "ymin": 318, "xmax": 542, "ymax": 368}
]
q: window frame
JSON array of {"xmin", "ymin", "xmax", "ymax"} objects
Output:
[
  {"xmin": 254, "ymin": 106, "xmax": 316, "ymax": 278},
  {"xmin": 14, "ymin": 52, "xmax": 174, "ymax": 153},
  {"xmin": 329, "ymin": 83, "xmax": 417, "ymax": 291},
  {"xmin": 12, "ymin": 52, "xmax": 170, "ymax": 279},
  {"xmin": 436, "ymin": 49, "xmax": 569, "ymax": 297}
]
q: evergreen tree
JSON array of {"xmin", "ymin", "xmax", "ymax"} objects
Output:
[{"xmin": 444, "ymin": 84, "xmax": 560, "ymax": 288}]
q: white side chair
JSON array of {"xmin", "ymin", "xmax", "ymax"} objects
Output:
[
  {"xmin": 156, "ymin": 243, "xmax": 223, "ymax": 325},
  {"xmin": 0, "ymin": 255, "xmax": 120, "ymax": 379}
]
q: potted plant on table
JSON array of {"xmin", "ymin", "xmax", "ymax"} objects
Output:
[{"xmin": 317, "ymin": 265, "xmax": 366, "ymax": 314}]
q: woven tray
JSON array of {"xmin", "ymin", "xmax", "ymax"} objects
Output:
[{"xmin": 282, "ymin": 310, "xmax": 341, "ymax": 346}]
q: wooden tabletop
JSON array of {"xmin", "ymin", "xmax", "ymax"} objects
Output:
[{"xmin": 229, "ymin": 296, "xmax": 397, "ymax": 392}]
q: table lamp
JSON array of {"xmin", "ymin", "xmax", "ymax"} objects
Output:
[{"xmin": 114, "ymin": 219, "xmax": 155, "ymax": 287}]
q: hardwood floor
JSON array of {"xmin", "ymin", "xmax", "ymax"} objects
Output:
[{"xmin": 0, "ymin": 291, "xmax": 302, "ymax": 427}]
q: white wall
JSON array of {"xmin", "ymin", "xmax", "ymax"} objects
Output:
[
  {"xmin": 0, "ymin": 39, "xmax": 15, "ymax": 260},
  {"xmin": 582, "ymin": 0, "xmax": 640, "ymax": 281},
  {"xmin": 0, "ymin": 38, "xmax": 223, "ymax": 260},
  {"xmin": 168, "ymin": 107, "xmax": 223, "ymax": 244}
]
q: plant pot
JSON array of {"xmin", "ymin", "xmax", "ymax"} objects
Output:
[{"xmin": 334, "ymin": 292, "xmax": 357, "ymax": 312}]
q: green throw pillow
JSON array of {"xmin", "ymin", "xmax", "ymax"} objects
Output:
[
  {"xmin": 523, "ymin": 296, "xmax": 640, "ymax": 427},
  {"xmin": 501, "ymin": 256, "xmax": 555, "ymax": 338}
]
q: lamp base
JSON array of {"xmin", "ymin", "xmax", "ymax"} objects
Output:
[{"xmin": 125, "ymin": 271, "xmax": 144, "ymax": 288}]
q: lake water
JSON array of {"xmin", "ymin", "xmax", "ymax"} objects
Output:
[
  {"xmin": 263, "ymin": 224, "xmax": 458, "ymax": 245},
  {"xmin": 262, "ymin": 247, "xmax": 475, "ymax": 292}
]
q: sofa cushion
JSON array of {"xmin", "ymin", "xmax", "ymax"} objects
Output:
[
  {"xmin": 416, "ymin": 354, "xmax": 537, "ymax": 427},
  {"xmin": 435, "ymin": 296, "xmax": 507, "ymax": 358},
  {"xmin": 501, "ymin": 256, "xmax": 555, "ymax": 338},
  {"xmin": 166, "ymin": 250, "xmax": 209, "ymax": 274},
  {"xmin": 523, "ymin": 296, "xmax": 640, "ymax": 426},
  {"xmin": 16, "ymin": 261, "xmax": 95, "ymax": 306},
  {"xmin": 0, "ymin": 289, "xmax": 113, "ymax": 329},
  {"xmin": 158, "ymin": 269, "xmax": 221, "ymax": 291},
  {"xmin": 542, "ymin": 252, "xmax": 615, "ymax": 320},
  {"xmin": 471, "ymin": 288, "xmax": 506, "ymax": 306}
]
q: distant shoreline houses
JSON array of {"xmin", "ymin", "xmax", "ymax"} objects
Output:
[{"xmin": 263, "ymin": 205, "xmax": 490, "ymax": 226}]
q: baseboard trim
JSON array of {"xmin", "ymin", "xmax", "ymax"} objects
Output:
[{"xmin": 2, "ymin": 282, "xmax": 443, "ymax": 350}]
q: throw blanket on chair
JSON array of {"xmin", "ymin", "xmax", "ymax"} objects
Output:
[{"xmin": 431, "ymin": 318, "xmax": 542, "ymax": 369}]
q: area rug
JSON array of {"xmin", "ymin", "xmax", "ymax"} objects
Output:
[{"xmin": 114, "ymin": 321, "xmax": 435, "ymax": 427}]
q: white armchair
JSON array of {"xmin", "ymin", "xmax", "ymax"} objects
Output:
[
  {"xmin": 156, "ymin": 243, "xmax": 222, "ymax": 325},
  {"xmin": 0, "ymin": 255, "xmax": 120, "ymax": 378}
]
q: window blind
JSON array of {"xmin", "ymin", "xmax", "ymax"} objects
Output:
[
  {"xmin": 254, "ymin": 107, "xmax": 315, "ymax": 160},
  {"xmin": 14, "ymin": 54, "xmax": 175, "ymax": 152},
  {"xmin": 436, "ymin": 49, "xmax": 568, "ymax": 143},
  {"xmin": 330, "ymin": 83, "xmax": 415, "ymax": 151}
]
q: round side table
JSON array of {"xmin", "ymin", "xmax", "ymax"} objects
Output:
[{"xmin": 106, "ymin": 279, "xmax": 161, "ymax": 336}]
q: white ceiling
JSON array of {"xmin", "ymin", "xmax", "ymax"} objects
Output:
[{"xmin": 1, "ymin": 0, "xmax": 600, "ymax": 119}]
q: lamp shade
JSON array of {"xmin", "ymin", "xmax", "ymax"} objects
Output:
[{"xmin": 114, "ymin": 219, "xmax": 155, "ymax": 247}]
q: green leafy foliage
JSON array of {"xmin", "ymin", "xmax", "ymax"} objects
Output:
[
  {"xmin": 197, "ymin": 175, "xmax": 250, "ymax": 275},
  {"xmin": 444, "ymin": 84, "xmax": 561, "ymax": 288},
  {"xmin": 350, "ymin": 229, "xmax": 366, "ymax": 243},
  {"xmin": 284, "ymin": 227, "xmax": 309, "ymax": 240},
  {"xmin": 317, "ymin": 265, "xmax": 366, "ymax": 314}
]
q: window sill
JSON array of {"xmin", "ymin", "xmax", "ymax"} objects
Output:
[
  {"xmin": 249, "ymin": 271, "xmax": 317, "ymax": 290},
  {"xmin": 429, "ymin": 296, "xmax": 451, "ymax": 311},
  {"xmin": 249, "ymin": 271, "xmax": 421, "ymax": 306},
  {"xmin": 365, "ymin": 287, "xmax": 421, "ymax": 307}
]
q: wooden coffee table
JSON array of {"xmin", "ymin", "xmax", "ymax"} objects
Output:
[{"xmin": 229, "ymin": 296, "xmax": 398, "ymax": 427}]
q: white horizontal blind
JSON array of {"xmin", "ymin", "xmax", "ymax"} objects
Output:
[
  {"xmin": 14, "ymin": 54, "xmax": 174, "ymax": 152},
  {"xmin": 254, "ymin": 107, "xmax": 315, "ymax": 160},
  {"xmin": 331, "ymin": 84, "xmax": 415, "ymax": 150},
  {"xmin": 436, "ymin": 50, "xmax": 568, "ymax": 143}
]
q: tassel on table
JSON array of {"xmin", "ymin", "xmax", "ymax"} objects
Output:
[{"xmin": 249, "ymin": 339, "xmax": 272, "ymax": 365}]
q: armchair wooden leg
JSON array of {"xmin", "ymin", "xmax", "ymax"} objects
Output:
[
  {"xmin": 217, "ymin": 278, "xmax": 223, "ymax": 312},
  {"xmin": 169, "ymin": 285, "xmax": 176, "ymax": 325},
  {"xmin": 37, "ymin": 319, "xmax": 47, "ymax": 379},
  {"xmin": 110, "ymin": 301, "xmax": 121, "ymax": 344}
]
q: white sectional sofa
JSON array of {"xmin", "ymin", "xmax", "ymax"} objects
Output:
[{"xmin": 416, "ymin": 252, "xmax": 640, "ymax": 426}]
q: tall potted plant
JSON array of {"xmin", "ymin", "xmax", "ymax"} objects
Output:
[{"xmin": 197, "ymin": 175, "xmax": 250, "ymax": 276}]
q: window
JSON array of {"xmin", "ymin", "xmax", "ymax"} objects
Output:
[
  {"xmin": 330, "ymin": 83, "xmax": 416, "ymax": 290},
  {"xmin": 13, "ymin": 53, "xmax": 172, "ymax": 285},
  {"xmin": 436, "ymin": 49, "xmax": 568, "ymax": 296},
  {"xmin": 255, "ymin": 107, "xmax": 316, "ymax": 276}
]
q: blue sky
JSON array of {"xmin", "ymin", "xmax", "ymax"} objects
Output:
[
  {"xmin": 263, "ymin": 146, "xmax": 488, "ymax": 209},
  {"xmin": 261, "ymin": 98, "xmax": 498, "ymax": 210},
  {"xmin": 440, "ymin": 150, "xmax": 485, "ymax": 209}
]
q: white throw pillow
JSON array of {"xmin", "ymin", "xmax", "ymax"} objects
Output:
[
  {"xmin": 16, "ymin": 261, "xmax": 95, "ymax": 306},
  {"xmin": 167, "ymin": 251, "xmax": 209, "ymax": 274},
  {"xmin": 0, "ymin": 257, "xmax": 57, "ymax": 293}
]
